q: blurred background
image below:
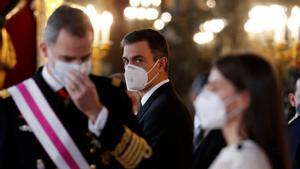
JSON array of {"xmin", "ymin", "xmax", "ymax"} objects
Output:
[{"xmin": 1, "ymin": 0, "xmax": 300, "ymax": 109}]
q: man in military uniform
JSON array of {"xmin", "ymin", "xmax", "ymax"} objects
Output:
[{"xmin": 0, "ymin": 5, "xmax": 151, "ymax": 169}]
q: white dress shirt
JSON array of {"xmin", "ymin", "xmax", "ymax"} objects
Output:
[
  {"xmin": 209, "ymin": 139, "xmax": 271, "ymax": 169},
  {"xmin": 194, "ymin": 116, "xmax": 202, "ymax": 137},
  {"xmin": 288, "ymin": 113, "xmax": 300, "ymax": 124},
  {"xmin": 42, "ymin": 66, "xmax": 108, "ymax": 136},
  {"xmin": 141, "ymin": 79, "xmax": 170, "ymax": 106}
]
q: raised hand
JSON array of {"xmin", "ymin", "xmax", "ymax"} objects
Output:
[{"xmin": 65, "ymin": 70, "xmax": 102, "ymax": 123}]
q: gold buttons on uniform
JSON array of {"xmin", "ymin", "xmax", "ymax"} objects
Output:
[
  {"xmin": 90, "ymin": 164, "xmax": 97, "ymax": 169},
  {"xmin": 86, "ymin": 132, "xmax": 93, "ymax": 138},
  {"xmin": 89, "ymin": 148, "xmax": 96, "ymax": 154},
  {"xmin": 36, "ymin": 159, "xmax": 45, "ymax": 169}
]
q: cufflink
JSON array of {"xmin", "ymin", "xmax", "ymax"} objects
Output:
[
  {"xmin": 36, "ymin": 159, "xmax": 46, "ymax": 169},
  {"xmin": 89, "ymin": 148, "xmax": 96, "ymax": 154},
  {"xmin": 90, "ymin": 164, "xmax": 97, "ymax": 169},
  {"xmin": 19, "ymin": 124, "xmax": 32, "ymax": 133}
]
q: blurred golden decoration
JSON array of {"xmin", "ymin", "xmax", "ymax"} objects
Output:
[
  {"xmin": 0, "ymin": 29, "xmax": 17, "ymax": 70},
  {"xmin": 244, "ymin": 4, "xmax": 300, "ymax": 70},
  {"xmin": 123, "ymin": 0, "xmax": 172, "ymax": 30},
  {"xmin": 82, "ymin": 4, "xmax": 113, "ymax": 75},
  {"xmin": 0, "ymin": 0, "xmax": 26, "ymax": 88},
  {"xmin": 92, "ymin": 43, "xmax": 110, "ymax": 75},
  {"xmin": 5, "ymin": 0, "xmax": 27, "ymax": 20},
  {"xmin": 193, "ymin": 19, "xmax": 226, "ymax": 45},
  {"xmin": 0, "ymin": 28, "xmax": 17, "ymax": 88},
  {"xmin": 34, "ymin": 0, "xmax": 64, "ymax": 66}
]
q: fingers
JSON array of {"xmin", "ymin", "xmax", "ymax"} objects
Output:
[
  {"xmin": 62, "ymin": 70, "xmax": 103, "ymax": 119},
  {"xmin": 64, "ymin": 70, "xmax": 92, "ymax": 92}
]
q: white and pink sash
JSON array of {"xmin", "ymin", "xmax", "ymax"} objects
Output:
[{"xmin": 8, "ymin": 78, "xmax": 90, "ymax": 169}]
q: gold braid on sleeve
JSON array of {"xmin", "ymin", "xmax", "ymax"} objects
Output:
[{"xmin": 112, "ymin": 126, "xmax": 152, "ymax": 169}]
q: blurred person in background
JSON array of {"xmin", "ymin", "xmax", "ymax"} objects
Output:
[
  {"xmin": 288, "ymin": 77, "xmax": 300, "ymax": 124},
  {"xmin": 190, "ymin": 74, "xmax": 226, "ymax": 169},
  {"xmin": 287, "ymin": 76, "xmax": 300, "ymax": 169},
  {"xmin": 194, "ymin": 53, "xmax": 291, "ymax": 169}
]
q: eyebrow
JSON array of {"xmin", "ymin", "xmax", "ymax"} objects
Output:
[
  {"xmin": 123, "ymin": 54, "xmax": 144, "ymax": 60},
  {"xmin": 60, "ymin": 53, "xmax": 91, "ymax": 61},
  {"xmin": 80, "ymin": 53, "xmax": 91, "ymax": 60}
]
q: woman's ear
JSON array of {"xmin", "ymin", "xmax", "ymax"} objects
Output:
[{"xmin": 238, "ymin": 91, "xmax": 250, "ymax": 111}]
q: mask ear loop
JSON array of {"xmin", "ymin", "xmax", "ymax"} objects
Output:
[
  {"xmin": 146, "ymin": 59, "xmax": 160, "ymax": 74},
  {"xmin": 144, "ymin": 60, "xmax": 161, "ymax": 87},
  {"xmin": 223, "ymin": 94, "xmax": 243, "ymax": 123}
]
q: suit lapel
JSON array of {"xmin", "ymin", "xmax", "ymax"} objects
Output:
[{"xmin": 137, "ymin": 82, "xmax": 172, "ymax": 121}]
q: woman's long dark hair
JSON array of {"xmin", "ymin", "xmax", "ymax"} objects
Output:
[{"xmin": 215, "ymin": 53, "xmax": 291, "ymax": 169}]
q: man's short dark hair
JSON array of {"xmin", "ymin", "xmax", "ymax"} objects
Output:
[
  {"xmin": 43, "ymin": 5, "xmax": 93, "ymax": 44},
  {"xmin": 121, "ymin": 29, "xmax": 169, "ymax": 61}
]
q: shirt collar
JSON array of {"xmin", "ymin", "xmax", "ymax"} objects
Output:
[
  {"xmin": 288, "ymin": 113, "xmax": 300, "ymax": 124},
  {"xmin": 42, "ymin": 65, "xmax": 63, "ymax": 92},
  {"xmin": 194, "ymin": 115, "xmax": 201, "ymax": 129},
  {"xmin": 141, "ymin": 79, "xmax": 170, "ymax": 106}
]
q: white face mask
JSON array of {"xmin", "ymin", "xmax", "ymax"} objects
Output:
[
  {"xmin": 193, "ymin": 89, "xmax": 226, "ymax": 129},
  {"xmin": 124, "ymin": 60, "xmax": 160, "ymax": 91},
  {"xmin": 193, "ymin": 89, "xmax": 241, "ymax": 130},
  {"xmin": 50, "ymin": 59, "xmax": 91, "ymax": 86}
]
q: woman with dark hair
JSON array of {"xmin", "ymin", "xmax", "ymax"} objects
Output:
[{"xmin": 193, "ymin": 53, "xmax": 291, "ymax": 169}]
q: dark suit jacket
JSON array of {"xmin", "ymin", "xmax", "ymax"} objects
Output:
[
  {"xmin": 191, "ymin": 130, "xmax": 226, "ymax": 169},
  {"xmin": 288, "ymin": 116, "xmax": 300, "ymax": 169},
  {"xmin": 137, "ymin": 82, "xmax": 193, "ymax": 169},
  {"xmin": 0, "ymin": 69, "xmax": 149, "ymax": 169}
]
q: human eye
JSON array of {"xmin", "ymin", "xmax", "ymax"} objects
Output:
[
  {"xmin": 134, "ymin": 57, "xmax": 144, "ymax": 64},
  {"xmin": 61, "ymin": 56, "xmax": 74, "ymax": 62}
]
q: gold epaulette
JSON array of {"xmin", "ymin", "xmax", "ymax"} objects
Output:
[
  {"xmin": 111, "ymin": 78, "xmax": 121, "ymax": 87},
  {"xmin": 0, "ymin": 89, "xmax": 10, "ymax": 99},
  {"xmin": 112, "ymin": 127, "xmax": 152, "ymax": 169}
]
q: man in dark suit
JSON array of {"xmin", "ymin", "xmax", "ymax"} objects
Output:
[
  {"xmin": 288, "ymin": 78, "xmax": 300, "ymax": 169},
  {"xmin": 0, "ymin": 5, "xmax": 152, "ymax": 169},
  {"xmin": 288, "ymin": 117, "xmax": 300, "ymax": 169},
  {"xmin": 121, "ymin": 29, "xmax": 193, "ymax": 169}
]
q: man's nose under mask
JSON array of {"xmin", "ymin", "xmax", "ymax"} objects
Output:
[{"xmin": 51, "ymin": 59, "xmax": 91, "ymax": 86}]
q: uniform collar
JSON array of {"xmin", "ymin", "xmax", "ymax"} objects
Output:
[{"xmin": 41, "ymin": 65, "xmax": 63, "ymax": 92}]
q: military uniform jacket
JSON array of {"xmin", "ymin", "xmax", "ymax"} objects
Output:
[{"xmin": 0, "ymin": 69, "xmax": 151, "ymax": 169}]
